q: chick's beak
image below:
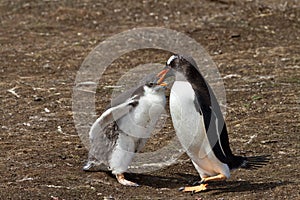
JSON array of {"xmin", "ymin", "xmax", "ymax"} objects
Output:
[
  {"xmin": 156, "ymin": 66, "xmax": 171, "ymax": 86},
  {"xmin": 159, "ymin": 82, "xmax": 168, "ymax": 87}
]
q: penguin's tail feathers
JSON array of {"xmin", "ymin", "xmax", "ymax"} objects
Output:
[{"xmin": 240, "ymin": 155, "xmax": 270, "ymax": 169}]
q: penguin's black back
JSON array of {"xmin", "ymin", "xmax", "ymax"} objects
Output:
[{"xmin": 185, "ymin": 63, "xmax": 269, "ymax": 170}]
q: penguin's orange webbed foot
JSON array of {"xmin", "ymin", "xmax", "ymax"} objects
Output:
[
  {"xmin": 116, "ymin": 174, "xmax": 139, "ymax": 187},
  {"xmin": 179, "ymin": 184, "xmax": 208, "ymax": 193}
]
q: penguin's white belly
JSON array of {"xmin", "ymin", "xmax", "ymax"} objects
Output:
[{"xmin": 170, "ymin": 81, "xmax": 230, "ymax": 178}]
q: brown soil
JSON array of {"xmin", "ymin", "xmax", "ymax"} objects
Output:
[{"xmin": 1, "ymin": 0, "xmax": 299, "ymax": 199}]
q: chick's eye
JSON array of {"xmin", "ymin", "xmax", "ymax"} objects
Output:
[{"xmin": 148, "ymin": 82, "xmax": 155, "ymax": 87}]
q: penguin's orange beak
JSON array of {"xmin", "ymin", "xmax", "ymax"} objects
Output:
[
  {"xmin": 158, "ymin": 81, "xmax": 168, "ymax": 87},
  {"xmin": 156, "ymin": 67, "xmax": 171, "ymax": 85}
]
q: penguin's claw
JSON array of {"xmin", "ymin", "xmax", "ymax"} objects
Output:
[
  {"xmin": 116, "ymin": 174, "xmax": 139, "ymax": 187},
  {"xmin": 192, "ymin": 178, "xmax": 206, "ymax": 185},
  {"xmin": 192, "ymin": 178, "xmax": 206, "ymax": 186},
  {"xmin": 199, "ymin": 179, "xmax": 206, "ymax": 184},
  {"xmin": 192, "ymin": 180, "xmax": 200, "ymax": 186},
  {"xmin": 179, "ymin": 184, "xmax": 208, "ymax": 193}
]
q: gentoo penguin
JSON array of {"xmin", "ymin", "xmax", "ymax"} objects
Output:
[
  {"xmin": 156, "ymin": 54, "xmax": 269, "ymax": 193},
  {"xmin": 83, "ymin": 75, "xmax": 167, "ymax": 186}
]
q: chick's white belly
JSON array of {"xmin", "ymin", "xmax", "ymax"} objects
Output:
[
  {"xmin": 170, "ymin": 81, "xmax": 230, "ymax": 178},
  {"xmin": 118, "ymin": 93, "xmax": 165, "ymax": 139},
  {"xmin": 109, "ymin": 92, "xmax": 166, "ymax": 174}
]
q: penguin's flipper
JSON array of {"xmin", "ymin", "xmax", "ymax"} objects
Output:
[{"xmin": 98, "ymin": 95, "xmax": 139, "ymax": 128}]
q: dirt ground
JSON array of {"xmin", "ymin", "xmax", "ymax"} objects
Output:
[{"xmin": 1, "ymin": 0, "xmax": 299, "ymax": 199}]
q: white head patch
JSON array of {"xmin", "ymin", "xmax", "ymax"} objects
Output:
[{"xmin": 167, "ymin": 55, "xmax": 177, "ymax": 65}]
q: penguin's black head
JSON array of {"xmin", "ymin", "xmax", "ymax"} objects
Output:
[
  {"xmin": 156, "ymin": 54, "xmax": 198, "ymax": 84},
  {"xmin": 166, "ymin": 54, "xmax": 181, "ymax": 71},
  {"xmin": 166, "ymin": 54, "xmax": 198, "ymax": 72}
]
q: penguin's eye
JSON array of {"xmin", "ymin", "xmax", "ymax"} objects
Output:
[{"xmin": 147, "ymin": 82, "xmax": 155, "ymax": 87}]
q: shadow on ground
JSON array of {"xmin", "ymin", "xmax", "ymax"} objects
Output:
[{"xmin": 126, "ymin": 172, "xmax": 287, "ymax": 194}]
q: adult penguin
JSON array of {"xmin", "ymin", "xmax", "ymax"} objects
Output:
[{"xmin": 156, "ymin": 54, "xmax": 268, "ymax": 193}]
